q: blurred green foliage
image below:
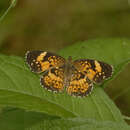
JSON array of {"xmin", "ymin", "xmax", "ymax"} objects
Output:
[{"xmin": 0, "ymin": 0, "xmax": 130, "ymax": 55}]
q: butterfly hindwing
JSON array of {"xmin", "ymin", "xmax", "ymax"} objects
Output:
[
  {"xmin": 67, "ymin": 69, "xmax": 93, "ymax": 97},
  {"xmin": 40, "ymin": 67, "xmax": 65, "ymax": 92},
  {"xmin": 26, "ymin": 51, "xmax": 65, "ymax": 73},
  {"xmin": 73, "ymin": 59, "xmax": 113, "ymax": 83}
]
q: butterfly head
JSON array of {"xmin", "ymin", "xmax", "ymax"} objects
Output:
[{"xmin": 68, "ymin": 56, "xmax": 73, "ymax": 63}]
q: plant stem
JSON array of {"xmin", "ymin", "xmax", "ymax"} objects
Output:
[{"xmin": 0, "ymin": 0, "xmax": 17, "ymax": 23}]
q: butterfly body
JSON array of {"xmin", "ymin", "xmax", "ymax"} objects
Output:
[
  {"xmin": 63, "ymin": 56, "xmax": 75, "ymax": 88},
  {"xmin": 26, "ymin": 51, "xmax": 113, "ymax": 97}
]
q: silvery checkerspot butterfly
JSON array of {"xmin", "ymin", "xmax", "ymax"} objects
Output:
[{"xmin": 25, "ymin": 51, "xmax": 113, "ymax": 97}]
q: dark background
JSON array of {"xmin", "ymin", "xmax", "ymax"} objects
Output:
[{"xmin": 0, "ymin": 0, "xmax": 130, "ymax": 124}]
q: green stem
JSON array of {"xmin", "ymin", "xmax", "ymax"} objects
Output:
[
  {"xmin": 123, "ymin": 115, "xmax": 130, "ymax": 120},
  {"xmin": 0, "ymin": 0, "xmax": 17, "ymax": 22}
]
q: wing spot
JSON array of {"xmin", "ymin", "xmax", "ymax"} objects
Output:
[
  {"xmin": 37, "ymin": 64, "xmax": 40, "ymax": 67},
  {"xmin": 103, "ymin": 76, "xmax": 106, "ymax": 79},
  {"xmin": 99, "ymin": 72, "xmax": 102, "ymax": 75},
  {"xmin": 31, "ymin": 63, "xmax": 34, "ymax": 66},
  {"xmin": 37, "ymin": 52, "xmax": 47, "ymax": 61},
  {"xmin": 94, "ymin": 60, "xmax": 102, "ymax": 72}
]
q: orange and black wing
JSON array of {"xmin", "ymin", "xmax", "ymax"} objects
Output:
[
  {"xmin": 25, "ymin": 51, "xmax": 65, "ymax": 73},
  {"xmin": 73, "ymin": 59, "xmax": 113, "ymax": 83},
  {"xmin": 40, "ymin": 67, "xmax": 65, "ymax": 92},
  {"xmin": 67, "ymin": 69, "xmax": 93, "ymax": 97}
]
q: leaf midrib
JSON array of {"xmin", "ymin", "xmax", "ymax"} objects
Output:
[{"xmin": 0, "ymin": 87, "xmax": 77, "ymax": 118}]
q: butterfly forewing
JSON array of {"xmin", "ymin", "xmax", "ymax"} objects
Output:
[
  {"xmin": 26, "ymin": 51, "xmax": 65, "ymax": 73},
  {"xmin": 73, "ymin": 59, "xmax": 113, "ymax": 83}
]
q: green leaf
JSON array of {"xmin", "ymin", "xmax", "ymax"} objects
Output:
[
  {"xmin": 0, "ymin": 38, "xmax": 129, "ymax": 125},
  {"xmin": 26, "ymin": 118, "xmax": 130, "ymax": 130},
  {"xmin": 0, "ymin": 108, "xmax": 130, "ymax": 130},
  {"xmin": 0, "ymin": 54, "xmax": 124, "ymax": 121}
]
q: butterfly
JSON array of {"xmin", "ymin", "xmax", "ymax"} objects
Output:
[{"xmin": 25, "ymin": 51, "xmax": 113, "ymax": 97}]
